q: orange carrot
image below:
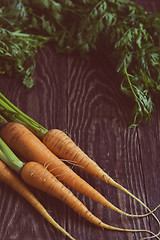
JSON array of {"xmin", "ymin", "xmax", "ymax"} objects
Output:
[
  {"xmin": 0, "ymin": 95, "xmax": 159, "ymax": 225},
  {"xmin": 42, "ymin": 128, "xmax": 160, "ymax": 217},
  {"xmin": 0, "ymin": 139, "xmax": 157, "ymax": 239},
  {"xmin": 43, "ymin": 128, "xmax": 115, "ymax": 180},
  {"xmin": 0, "ymin": 121, "xmax": 153, "ymax": 219},
  {"xmin": 21, "ymin": 161, "xmax": 159, "ymax": 239},
  {"xmin": 0, "ymin": 160, "xmax": 75, "ymax": 240}
]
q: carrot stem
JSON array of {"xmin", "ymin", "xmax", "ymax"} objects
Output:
[
  {"xmin": 0, "ymin": 93, "xmax": 47, "ymax": 138},
  {"xmin": 0, "ymin": 114, "xmax": 8, "ymax": 125},
  {"xmin": 0, "ymin": 138, "xmax": 24, "ymax": 172}
]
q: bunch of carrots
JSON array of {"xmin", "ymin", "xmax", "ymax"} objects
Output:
[{"xmin": 0, "ymin": 92, "xmax": 160, "ymax": 240}]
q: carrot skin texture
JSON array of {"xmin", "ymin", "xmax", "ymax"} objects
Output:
[
  {"xmin": 2, "ymin": 150, "xmax": 152, "ymax": 235},
  {"xmin": 0, "ymin": 122, "xmax": 129, "ymax": 216},
  {"xmin": 42, "ymin": 129, "xmax": 160, "ymax": 223},
  {"xmin": 43, "ymin": 129, "xmax": 120, "ymax": 185},
  {"xmin": 0, "ymin": 160, "xmax": 75, "ymax": 240},
  {"xmin": 21, "ymin": 161, "xmax": 104, "ymax": 227},
  {"xmin": 2, "ymin": 121, "xmax": 160, "ymax": 228},
  {"xmin": 21, "ymin": 162, "xmax": 160, "ymax": 239}
]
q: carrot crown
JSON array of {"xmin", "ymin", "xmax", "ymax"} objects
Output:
[
  {"xmin": 0, "ymin": 92, "xmax": 47, "ymax": 139},
  {"xmin": 0, "ymin": 136, "xmax": 24, "ymax": 173}
]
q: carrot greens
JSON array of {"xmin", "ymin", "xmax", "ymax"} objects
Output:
[{"xmin": 1, "ymin": 0, "xmax": 160, "ymax": 125}]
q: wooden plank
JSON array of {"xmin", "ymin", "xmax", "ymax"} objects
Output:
[
  {"xmin": 0, "ymin": 44, "xmax": 156, "ymax": 240},
  {"xmin": 0, "ymin": 1, "xmax": 160, "ymax": 240},
  {"xmin": 64, "ymin": 54, "xmax": 153, "ymax": 240},
  {"xmin": 137, "ymin": 113, "xmax": 160, "ymax": 235}
]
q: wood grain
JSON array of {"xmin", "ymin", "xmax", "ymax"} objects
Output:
[{"xmin": 0, "ymin": 1, "xmax": 160, "ymax": 240}]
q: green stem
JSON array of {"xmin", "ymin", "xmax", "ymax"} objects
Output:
[
  {"xmin": 11, "ymin": 30, "xmax": 52, "ymax": 47},
  {"xmin": 12, "ymin": 30, "xmax": 48, "ymax": 39},
  {"xmin": 124, "ymin": 66, "xmax": 139, "ymax": 103},
  {"xmin": 0, "ymin": 138, "xmax": 24, "ymax": 173},
  {"xmin": 0, "ymin": 93, "xmax": 48, "ymax": 139},
  {"xmin": 0, "ymin": 114, "xmax": 8, "ymax": 126}
]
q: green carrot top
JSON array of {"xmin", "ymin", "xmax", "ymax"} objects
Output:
[{"xmin": 0, "ymin": 93, "xmax": 47, "ymax": 139}]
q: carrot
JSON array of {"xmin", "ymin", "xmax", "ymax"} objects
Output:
[
  {"xmin": 0, "ymin": 120, "xmax": 155, "ymax": 219},
  {"xmin": 21, "ymin": 161, "xmax": 160, "ymax": 239},
  {"xmin": 43, "ymin": 128, "xmax": 149, "ymax": 196},
  {"xmin": 0, "ymin": 140, "xmax": 159, "ymax": 239},
  {"xmin": 0, "ymin": 95, "xmax": 160, "ymax": 222},
  {"xmin": 42, "ymin": 129, "xmax": 160, "ymax": 227},
  {"xmin": 0, "ymin": 159, "xmax": 75, "ymax": 240},
  {"xmin": 0, "ymin": 94, "xmax": 156, "ymax": 203}
]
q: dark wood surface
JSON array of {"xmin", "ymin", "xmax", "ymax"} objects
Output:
[{"xmin": 0, "ymin": 1, "xmax": 160, "ymax": 240}]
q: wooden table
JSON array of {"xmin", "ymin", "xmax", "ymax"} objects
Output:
[{"xmin": 0, "ymin": 1, "xmax": 160, "ymax": 239}]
